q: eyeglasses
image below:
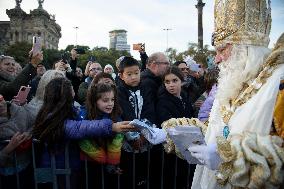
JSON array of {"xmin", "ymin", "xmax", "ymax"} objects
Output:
[
  {"xmin": 90, "ymin": 67, "xmax": 102, "ymax": 72},
  {"xmin": 180, "ymin": 68, "xmax": 189, "ymax": 71},
  {"xmin": 155, "ymin": 61, "xmax": 170, "ymax": 65}
]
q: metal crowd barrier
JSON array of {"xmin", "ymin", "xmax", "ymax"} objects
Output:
[{"xmin": 0, "ymin": 139, "xmax": 193, "ymax": 189}]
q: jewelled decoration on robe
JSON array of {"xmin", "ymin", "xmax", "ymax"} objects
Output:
[{"xmin": 223, "ymin": 126, "xmax": 230, "ymax": 139}]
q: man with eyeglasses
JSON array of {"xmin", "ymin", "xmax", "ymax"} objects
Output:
[
  {"xmin": 78, "ymin": 62, "xmax": 102, "ymax": 104},
  {"xmin": 141, "ymin": 52, "xmax": 170, "ymax": 124},
  {"xmin": 140, "ymin": 52, "xmax": 170, "ymax": 188}
]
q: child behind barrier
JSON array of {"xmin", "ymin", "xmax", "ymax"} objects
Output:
[
  {"xmin": 78, "ymin": 83, "xmax": 125, "ymax": 188},
  {"xmin": 116, "ymin": 56, "xmax": 152, "ymax": 188},
  {"xmin": 33, "ymin": 78, "xmax": 134, "ymax": 189}
]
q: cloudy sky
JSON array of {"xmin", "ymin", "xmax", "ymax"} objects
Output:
[{"xmin": 1, "ymin": 0, "xmax": 284, "ymax": 58}]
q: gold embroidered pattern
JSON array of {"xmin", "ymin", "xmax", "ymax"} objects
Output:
[
  {"xmin": 216, "ymin": 133, "xmax": 284, "ymax": 188},
  {"xmin": 161, "ymin": 118, "xmax": 207, "ymax": 157},
  {"xmin": 213, "ymin": 0, "xmax": 271, "ymax": 47}
]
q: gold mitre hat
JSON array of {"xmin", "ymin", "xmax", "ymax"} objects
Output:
[{"xmin": 212, "ymin": 0, "xmax": 272, "ymax": 47}]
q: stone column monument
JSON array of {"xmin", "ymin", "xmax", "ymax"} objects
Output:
[{"xmin": 195, "ymin": 0, "xmax": 205, "ymax": 51}]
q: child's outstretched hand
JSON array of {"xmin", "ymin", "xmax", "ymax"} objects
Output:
[{"xmin": 112, "ymin": 121, "xmax": 136, "ymax": 133}]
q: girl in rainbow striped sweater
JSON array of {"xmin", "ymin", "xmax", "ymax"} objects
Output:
[{"xmin": 78, "ymin": 83, "xmax": 124, "ymax": 188}]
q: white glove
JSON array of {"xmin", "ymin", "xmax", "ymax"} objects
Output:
[{"xmin": 187, "ymin": 143, "xmax": 221, "ymax": 170}]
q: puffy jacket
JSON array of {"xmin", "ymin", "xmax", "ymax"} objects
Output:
[
  {"xmin": 198, "ymin": 84, "xmax": 217, "ymax": 122},
  {"xmin": 39, "ymin": 118, "xmax": 113, "ymax": 170}
]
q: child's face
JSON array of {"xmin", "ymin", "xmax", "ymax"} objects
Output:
[
  {"xmin": 96, "ymin": 91, "xmax": 115, "ymax": 114},
  {"xmin": 120, "ymin": 65, "xmax": 140, "ymax": 87},
  {"xmin": 164, "ymin": 73, "xmax": 182, "ymax": 97}
]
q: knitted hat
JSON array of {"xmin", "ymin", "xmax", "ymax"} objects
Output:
[{"xmin": 104, "ymin": 64, "xmax": 114, "ymax": 72}]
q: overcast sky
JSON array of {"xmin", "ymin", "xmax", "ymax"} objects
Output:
[{"xmin": 1, "ymin": 0, "xmax": 284, "ymax": 58}]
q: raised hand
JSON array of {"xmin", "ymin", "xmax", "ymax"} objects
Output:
[{"xmin": 30, "ymin": 51, "xmax": 43, "ymax": 67}]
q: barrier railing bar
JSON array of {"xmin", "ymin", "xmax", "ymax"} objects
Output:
[
  {"xmin": 160, "ymin": 149, "xmax": 164, "ymax": 189},
  {"xmin": 84, "ymin": 159, "xmax": 89, "ymax": 189},
  {"xmin": 132, "ymin": 153, "xmax": 136, "ymax": 189}
]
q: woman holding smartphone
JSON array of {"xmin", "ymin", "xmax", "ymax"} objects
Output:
[{"xmin": 0, "ymin": 51, "xmax": 43, "ymax": 101}]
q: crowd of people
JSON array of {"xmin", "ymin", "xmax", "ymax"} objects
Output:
[
  {"xmin": 1, "ymin": 0, "xmax": 284, "ymax": 189},
  {"xmin": 0, "ymin": 45, "xmax": 214, "ymax": 189}
]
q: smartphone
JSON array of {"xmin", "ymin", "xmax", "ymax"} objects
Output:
[
  {"xmin": 61, "ymin": 53, "xmax": 69, "ymax": 64},
  {"xmin": 133, "ymin": 43, "xmax": 145, "ymax": 51},
  {"xmin": 32, "ymin": 36, "xmax": 42, "ymax": 56},
  {"xmin": 15, "ymin": 86, "xmax": 31, "ymax": 105}
]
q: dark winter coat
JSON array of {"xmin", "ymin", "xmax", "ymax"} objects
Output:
[
  {"xmin": 117, "ymin": 81, "xmax": 154, "ymax": 122},
  {"xmin": 140, "ymin": 69, "xmax": 162, "ymax": 124},
  {"xmin": 156, "ymin": 86, "xmax": 194, "ymax": 126}
]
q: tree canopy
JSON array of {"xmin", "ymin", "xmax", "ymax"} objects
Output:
[
  {"xmin": 3, "ymin": 42, "xmax": 213, "ymax": 70},
  {"xmin": 166, "ymin": 43, "xmax": 216, "ymax": 67},
  {"xmin": 3, "ymin": 42, "xmax": 131, "ymax": 71}
]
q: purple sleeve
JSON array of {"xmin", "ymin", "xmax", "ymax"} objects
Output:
[
  {"xmin": 198, "ymin": 84, "xmax": 217, "ymax": 122},
  {"xmin": 64, "ymin": 119, "xmax": 113, "ymax": 139}
]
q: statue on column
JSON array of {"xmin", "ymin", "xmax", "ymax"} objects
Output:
[
  {"xmin": 15, "ymin": 0, "xmax": 22, "ymax": 8},
  {"xmin": 38, "ymin": 0, "xmax": 44, "ymax": 9}
]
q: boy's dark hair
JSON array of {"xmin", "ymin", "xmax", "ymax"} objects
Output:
[
  {"xmin": 86, "ymin": 83, "xmax": 121, "ymax": 121},
  {"xmin": 162, "ymin": 66, "xmax": 184, "ymax": 82},
  {"xmin": 119, "ymin": 56, "xmax": 140, "ymax": 73},
  {"xmin": 33, "ymin": 77, "xmax": 75, "ymax": 147}
]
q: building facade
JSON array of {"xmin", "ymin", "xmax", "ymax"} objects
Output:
[
  {"xmin": 0, "ymin": 0, "xmax": 61, "ymax": 51},
  {"xmin": 109, "ymin": 29, "xmax": 130, "ymax": 53}
]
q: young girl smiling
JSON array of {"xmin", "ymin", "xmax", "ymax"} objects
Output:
[{"xmin": 79, "ymin": 83, "xmax": 124, "ymax": 188}]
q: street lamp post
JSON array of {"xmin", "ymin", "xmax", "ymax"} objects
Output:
[
  {"xmin": 163, "ymin": 28, "xmax": 172, "ymax": 55},
  {"xmin": 74, "ymin": 26, "xmax": 79, "ymax": 46}
]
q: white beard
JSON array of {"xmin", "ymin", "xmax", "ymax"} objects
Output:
[{"xmin": 216, "ymin": 45, "xmax": 271, "ymax": 107}]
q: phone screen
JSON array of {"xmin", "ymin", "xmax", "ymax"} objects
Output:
[
  {"xmin": 15, "ymin": 86, "xmax": 31, "ymax": 104},
  {"xmin": 32, "ymin": 36, "xmax": 42, "ymax": 56},
  {"xmin": 133, "ymin": 43, "xmax": 145, "ymax": 51},
  {"xmin": 133, "ymin": 44, "xmax": 142, "ymax": 51}
]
